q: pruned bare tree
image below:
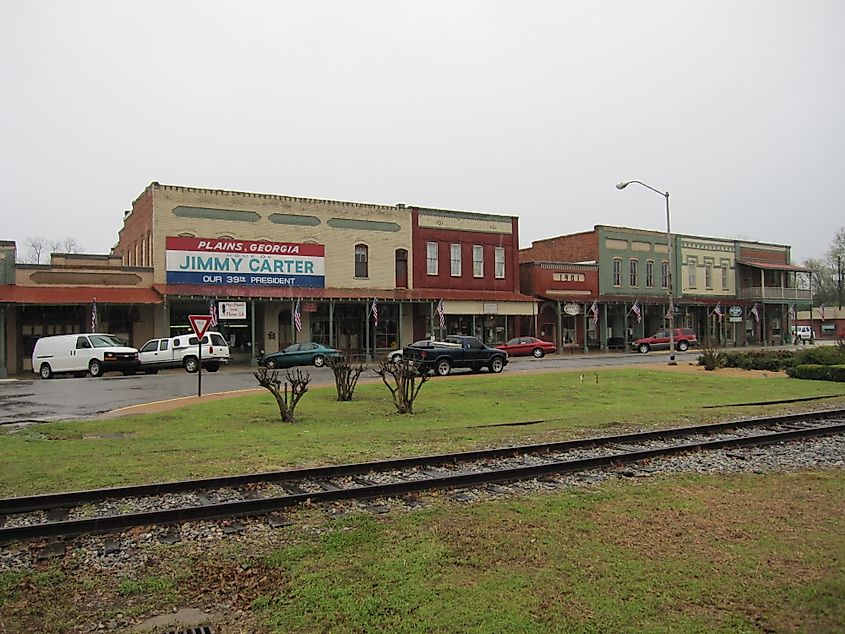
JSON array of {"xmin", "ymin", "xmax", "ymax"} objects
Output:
[
  {"xmin": 699, "ymin": 335, "xmax": 725, "ymax": 371},
  {"xmin": 326, "ymin": 355, "xmax": 367, "ymax": 401},
  {"xmin": 373, "ymin": 358, "xmax": 432, "ymax": 414},
  {"xmin": 253, "ymin": 367, "xmax": 311, "ymax": 422}
]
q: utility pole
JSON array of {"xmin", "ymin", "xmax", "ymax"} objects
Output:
[{"xmin": 838, "ymin": 256, "xmax": 842, "ymax": 310}]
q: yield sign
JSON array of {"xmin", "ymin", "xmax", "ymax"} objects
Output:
[{"xmin": 188, "ymin": 314, "xmax": 212, "ymax": 340}]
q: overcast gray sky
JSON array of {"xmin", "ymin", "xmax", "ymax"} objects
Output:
[{"xmin": 2, "ymin": 1, "xmax": 842, "ymax": 263}]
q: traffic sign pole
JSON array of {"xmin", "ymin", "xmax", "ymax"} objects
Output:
[
  {"xmin": 188, "ymin": 315, "xmax": 212, "ymax": 398},
  {"xmin": 197, "ymin": 338, "xmax": 202, "ymax": 397}
]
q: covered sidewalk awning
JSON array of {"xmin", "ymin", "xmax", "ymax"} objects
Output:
[
  {"xmin": 153, "ymin": 284, "xmax": 536, "ymax": 304},
  {"xmin": 0, "ymin": 285, "xmax": 164, "ymax": 305}
]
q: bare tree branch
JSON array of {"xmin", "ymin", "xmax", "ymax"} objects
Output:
[
  {"xmin": 253, "ymin": 367, "xmax": 311, "ymax": 422},
  {"xmin": 373, "ymin": 358, "xmax": 432, "ymax": 414}
]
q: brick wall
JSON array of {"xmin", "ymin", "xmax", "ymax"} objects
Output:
[
  {"xmin": 519, "ymin": 230, "xmax": 598, "ymax": 264},
  {"xmin": 114, "ymin": 186, "xmax": 154, "ymax": 267},
  {"xmin": 143, "ymin": 183, "xmax": 413, "ymax": 288}
]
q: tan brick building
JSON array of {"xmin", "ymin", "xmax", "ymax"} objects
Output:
[{"xmin": 111, "ymin": 183, "xmax": 536, "ymax": 360}]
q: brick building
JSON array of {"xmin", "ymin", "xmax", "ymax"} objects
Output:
[
  {"xmin": 111, "ymin": 183, "xmax": 536, "ymax": 360},
  {"xmin": 520, "ymin": 225, "xmax": 812, "ymax": 351},
  {"xmin": 1, "ymin": 183, "xmax": 537, "ymax": 374}
]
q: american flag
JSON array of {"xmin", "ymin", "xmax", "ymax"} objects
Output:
[
  {"xmin": 589, "ymin": 300, "xmax": 599, "ymax": 325},
  {"xmin": 371, "ymin": 298, "xmax": 378, "ymax": 327},
  {"xmin": 209, "ymin": 300, "xmax": 218, "ymax": 328},
  {"xmin": 436, "ymin": 299, "xmax": 446, "ymax": 329},
  {"xmin": 293, "ymin": 299, "xmax": 302, "ymax": 332},
  {"xmin": 789, "ymin": 303, "xmax": 797, "ymax": 321},
  {"xmin": 91, "ymin": 298, "xmax": 97, "ymax": 332},
  {"xmin": 713, "ymin": 302, "xmax": 723, "ymax": 321},
  {"xmin": 630, "ymin": 299, "xmax": 642, "ymax": 323},
  {"xmin": 750, "ymin": 303, "xmax": 760, "ymax": 323},
  {"xmin": 818, "ymin": 304, "xmax": 825, "ymax": 321}
]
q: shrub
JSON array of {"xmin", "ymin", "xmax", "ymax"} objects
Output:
[
  {"xmin": 787, "ymin": 364, "xmax": 833, "ymax": 381},
  {"xmin": 698, "ymin": 336, "xmax": 724, "ymax": 371},
  {"xmin": 830, "ymin": 364, "xmax": 845, "ymax": 382},
  {"xmin": 718, "ymin": 350, "xmax": 795, "ymax": 372},
  {"xmin": 793, "ymin": 347, "xmax": 845, "ymax": 366}
]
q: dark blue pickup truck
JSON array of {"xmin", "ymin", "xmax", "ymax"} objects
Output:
[{"xmin": 401, "ymin": 335, "xmax": 508, "ymax": 376}]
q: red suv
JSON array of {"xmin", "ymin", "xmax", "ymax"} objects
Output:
[{"xmin": 632, "ymin": 328, "xmax": 698, "ymax": 353}]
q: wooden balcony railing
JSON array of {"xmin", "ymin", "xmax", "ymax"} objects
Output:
[{"xmin": 737, "ymin": 287, "xmax": 812, "ymax": 300}]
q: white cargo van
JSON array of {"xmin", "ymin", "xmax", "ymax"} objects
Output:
[{"xmin": 31, "ymin": 333, "xmax": 140, "ymax": 379}]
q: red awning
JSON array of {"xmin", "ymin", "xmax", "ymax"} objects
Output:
[
  {"xmin": 154, "ymin": 284, "xmax": 535, "ymax": 303},
  {"xmin": 0, "ymin": 285, "xmax": 163, "ymax": 305},
  {"xmin": 737, "ymin": 260, "xmax": 811, "ymax": 273}
]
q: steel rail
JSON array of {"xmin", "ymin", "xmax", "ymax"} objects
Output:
[
  {"xmin": 1, "ymin": 421, "xmax": 843, "ymax": 544},
  {"xmin": 2, "ymin": 407, "xmax": 843, "ymax": 515}
]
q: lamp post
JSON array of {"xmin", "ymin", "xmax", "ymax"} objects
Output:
[{"xmin": 616, "ymin": 180, "xmax": 677, "ymax": 365}]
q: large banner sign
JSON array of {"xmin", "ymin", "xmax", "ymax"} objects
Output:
[{"xmin": 166, "ymin": 237, "xmax": 325, "ymax": 287}]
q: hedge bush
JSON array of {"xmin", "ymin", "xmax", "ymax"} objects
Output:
[
  {"xmin": 715, "ymin": 350, "xmax": 795, "ymax": 371},
  {"xmin": 699, "ymin": 348, "xmax": 845, "ymax": 377},
  {"xmin": 830, "ymin": 364, "xmax": 845, "ymax": 382},
  {"xmin": 793, "ymin": 347, "xmax": 845, "ymax": 366},
  {"xmin": 786, "ymin": 364, "xmax": 833, "ymax": 381}
]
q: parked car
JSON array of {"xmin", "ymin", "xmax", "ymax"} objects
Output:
[
  {"xmin": 259, "ymin": 342, "xmax": 343, "ymax": 369},
  {"xmin": 402, "ymin": 335, "xmax": 508, "ymax": 376},
  {"xmin": 138, "ymin": 331, "xmax": 230, "ymax": 373},
  {"xmin": 32, "ymin": 333, "xmax": 139, "ymax": 379},
  {"xmin": 496, "ymin": 336, "xmax": 556, "ymax": 358},
  {"xmin": 632, "ymin": 328, "xmax": 698, "ymax": 353},
  {"xmin": 387, "ymin": 340, "xmax": 433, "ymax": 363},
  {"xmin": 792, "ymin": 325, "xmax": 812, "ymax": 341}
]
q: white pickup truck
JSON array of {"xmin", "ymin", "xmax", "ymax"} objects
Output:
[{"xmin": 138, "ymin": 332, "xmax": 230, "ymax": 373}]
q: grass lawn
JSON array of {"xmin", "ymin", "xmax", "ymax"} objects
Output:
[
  {"xmin": 1, "ymin": 367, "xmax": 844, "ymax": 496},
  {"xmin": 1, "ymin": 471, "xmax": 842, "ymax": 632}
]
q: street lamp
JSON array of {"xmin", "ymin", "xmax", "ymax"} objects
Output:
[{"xmin": 616, "ymin": 180, "xmax": 677, "ymax": 365}]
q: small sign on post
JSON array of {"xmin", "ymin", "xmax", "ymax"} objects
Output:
[{"xmin": 188, "ymin": 315, "xmax": 212, "ymax": 397}]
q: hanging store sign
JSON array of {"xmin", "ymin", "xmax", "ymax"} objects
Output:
[
  {"xmin": 563, "ymin": 303, "xmax": 581, "ymax": 316},
  {"xmin": 728, "ymin": 305, "xmax": 743, "ymax": 323},
  {"xmin": 165, "ymin": 237, "xmax": 325, "ymax": 288},
  {"xmin": 218, "ymin": 301, "xmax": 247, "ymax": 319}
]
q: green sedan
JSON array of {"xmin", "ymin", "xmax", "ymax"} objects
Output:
[{"xmin": 259, "ymin": 342, "xmax": 344, "ymax": 369}]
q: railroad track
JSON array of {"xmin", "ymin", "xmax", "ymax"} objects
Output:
[{"xmin": 1, "ymin": 408, "xmax": 844, "ymax": 545}]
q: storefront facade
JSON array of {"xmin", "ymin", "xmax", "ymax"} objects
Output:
[
  {"xmin": 519, "ymin": 226, "xmax": 810, "ymax": 351},
  {"xmin": 0, "ymin": 248, "xmax": 161, "ymax": 374},
  {"xmin": 0, "ymin": 184, "xmax": 537, "ymax": 374},
  {"xmin": 113, "ymin": 183, "xmax": 536, "ymax": 359}
]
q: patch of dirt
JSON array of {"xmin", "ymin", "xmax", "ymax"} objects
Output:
[{"xmin": 649, "ymin": 363, "xmax": 787, "ymax": 378}]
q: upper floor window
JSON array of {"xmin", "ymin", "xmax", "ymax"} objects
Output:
[
  {"xmin": 473, "ymin": 245, "xmax": 484, "ymax": 278},
  {"xmin": 450, "ymin": 243, "xmax": 462, "ymax": 277},
  {"xmin": 721, "ymin": 260, "xmax": 730, "ymax": 289},
  {"xmin": 629, "ymin": 259, "xmax": 638, "ymax": 287},
  {"xmin": 355, "ymin": 244, "xmax": 368, "ymax": 278},
  {"xmin": 426, "ymin": 242, "xmax": 438, "ymax": 276},
  {"xmin": 612, "ymin": 258, "xmax": 622, "ymax": 286},
  {"xmin": 645, "ymin": 260, "xmax": 655, "ymax": 288},
  {"xmin": 687, "ymin": 256, "xmax": 697, "ymax": 288},
  {"xmin": 705, "ymin": 262, "xmax": 713, "ymax": 288},
  {"xmin": 494, "ymin": 247, "xmax": 506, "ymax": 279},
  {"xmin": 661, "ymin": 260, "xmax": 669, "ymax": 289},
  {"xmin": 395, "ymin": 248, "xmax": 408, "ymax": 288}
]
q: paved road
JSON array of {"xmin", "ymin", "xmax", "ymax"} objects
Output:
[{"xmin": 0, "ymin": 350, "xmax": 695, "ymax": 424}]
